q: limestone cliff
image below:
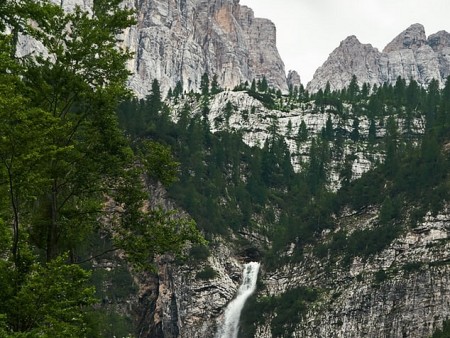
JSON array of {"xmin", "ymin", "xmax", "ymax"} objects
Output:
[
  {"xmin": 287, "ymin": 70, "xmax": 302, "ymax": 90},
  {"xmin": 121, "ymin": 0, "xmax": 289, "ymax": 97},
  {"xmin": 170, "ymin": 90, "xmax": 423, "ymax": 186},
  {"xmin": 132, "ymin": 201, "xmax": 450, "ymax": 338},
  {"xmin": 139, "ymin": 90, "xmax": 449, "ymax": 338},
  {"xmin": 30, "ymin": 0, "xmax": 291, "ymax": 98},
  {"xmin": 255, "ymin": 208, "xmax": 450, "ymax": 338},
  {"xmin": 308, "ymin": 24, "xmax": 450, "ymax": 92}
]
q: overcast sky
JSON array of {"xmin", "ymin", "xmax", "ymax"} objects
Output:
[{"xmin": 239, "ymin": 0, "xmax": 450, "ymax": 85}]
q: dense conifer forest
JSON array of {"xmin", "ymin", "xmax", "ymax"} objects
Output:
[
  {"xmin": 0, "ymin": 1, "xmax": 203, "ymax": 336},
  {"xmin": 2, "ymin": 0, "xmax": 450, "ymax": 336},
  {"xmin": 119, "ymin": 74, "xmax": 450, "ymax": 266},
  {"xmin": 118, "ymin": 74, "xmax": 450, "ymax": 337}
]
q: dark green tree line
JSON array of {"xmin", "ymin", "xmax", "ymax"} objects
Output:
[{"xmin": 0, "ymin": 1, "xmax": 204, "ymax": 336}]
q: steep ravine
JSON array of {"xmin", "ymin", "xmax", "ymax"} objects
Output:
[
  {"xmin": 255, "ymin": 208, "xmax": 450, "ymax": 337},
  {"xmin": 127, "ymin": 205, "xmax": 450, "ymax": 337}
]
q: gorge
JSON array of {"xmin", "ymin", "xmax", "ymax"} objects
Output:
[
  {"xmin": 6, "ymin": 1, "xmax": 450, "ymax": 338},
  {"xmin": 216, "ymin": 262, "xmax": 260, "ymax": 338},
  {"xmin": 110, "ymin": 2, "xmax": 450, "ymax": 337}
]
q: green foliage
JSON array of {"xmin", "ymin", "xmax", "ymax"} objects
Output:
[
  {"xmin": 112, "ymin": 168, "xmax": 205, "ymax": 271},
  {"xmin": 196, "ymin": 266, "xmax": 218, "ymax": 280},
  {"xmin": 200, "ymin": 73, "xmax": 210, "ymax": 96},
  {"xmin": 137, "ymin": 140, "xmax": 180, "ymax": 186},
  {"xmin": 13, "ymin": 0, "xmax": 136, "ymax": 262},
  {"xmin": 240, "ymin": 287, "xmax": 319, "ymax": 337},
  {"xmin": 189, "ymin": 244, "xmax": 211, "ymax": 263},
  {"xmin": 431, "ymin": 319, "xmax": 450, "ymax": 338},
  {"xmin": 119, "ymin": 72, "xmax": 450, "ymax": 279},
  {"xmin": 90, "ymin": 263, "xmax": 137, "ymax": 302},
  {"xmin": 297, "ymin": 120, "xmax": 308, "ymax": 143},
  {"xmin": 5, "ymin": 255, "xmax": 96, "ymax": 337},
  {"xmin": 403, "ymin": 262, "xmax": 422, "ymax": 273},
  {"xmin": 211, "ymin": 74, "xmax": 222, "ymax": 95},
  {"xmin": 346, "ymin": 224, "xmax": 401, "ymax": 261},
  {"xmin": 85, "ymin": 309, "xmax": 134, "ymax": 338},
  {"xmin": 246, "ymin": 90, "xmax": 276, "ymax": 109},
  {"xmin": 374, "ymin": 269, "xmax": 388, "ymax": 284},
  {"xmin": 0, "ymin": 1, "xmax": 206, "ymax": 336}
]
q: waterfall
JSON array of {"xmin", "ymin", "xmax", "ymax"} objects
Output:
[{"xmin": 216, "ymin": 261, "xmax": 260, "ymax": 338}]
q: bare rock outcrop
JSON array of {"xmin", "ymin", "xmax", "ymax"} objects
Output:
[
  {"xmin": 29, "ymin": 0, "xmax": 290, "ymax": 98},
  {"xmin": 383, "ymin": 23, "xmax": 427, "ymax": 53},
  {"xmin": 123, "ymin": 0, "xmax": 289, "ymax": 97},
  {"xmin": 308, "ymin": 24, "xmax": 450, "ymax": 93},
  {"xmin": 306, "ymin": 35, "xmax": 382, "ymax": 92},
  {"xmin": 287, "ymin": 70, "xmax": 302, "ymax": 89},
  {"xmin": 256, "ymin": 207, "xmax": 450, "ymax": 338}
]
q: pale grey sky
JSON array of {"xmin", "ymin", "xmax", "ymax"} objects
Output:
[{"xmin": 239, "ymin": 0, "xmax": 450, "ymax": 84}]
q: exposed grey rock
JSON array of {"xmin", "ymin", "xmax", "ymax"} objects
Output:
[
  {"xmin": 171, "ymin": 91, "xmax": 424, "ymax": 189},
  {"xmin": 307, "ymin": 35, "xmax": 381, "ymax": 92},
  {"xmin": 287, "ymin": 70, "xmax": 302, "ymax": 89},
  {"xmin": 122, "ymin": 0, "xmax": 289, "ymax": 97},
  {"xmin": 139, "ymin": 198, "xmax": 450, "ymax": 338},
  {"xmin": 22, "ymin": 0, "xmax": 290, "ymax": 98},
  {"xmin": 427, "ymin": 30, "xmax": 450, "ymax": 52},
  {"xmin": 255, "ymin": 207, "xmax": 450, "ymax": 338},
  {"xmin": 428, "ymin": 31, "xmax": 450, "ymax": 80},
  {"xmin": 308, "ymin": 24, "xmax": 450, "ymax": 93},
  {"xmin": 383, "ymin": 23, "xmax": 427, "ymax": 53}
]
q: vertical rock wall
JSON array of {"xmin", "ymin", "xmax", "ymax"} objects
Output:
[
  {"xmin": 33, "ymin": 0, "xmax": 289, "ymax": 98},
  {"xmin": 122, "ymin": 0, "xmax": 288, "ymax": 97}
]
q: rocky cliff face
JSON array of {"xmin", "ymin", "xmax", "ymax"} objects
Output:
[
  {"xmin": 308, "ymin": 24, "xmax": 450, "ymax": 92},
  {"xmin": 255, "ymin": 208, "xmax": 450, "ymax": 338},
  {"xmin": 136, "ymin": 202, "xmax": 450, "ymax": 338},
  {"xmin": 121, "ymin": 0, "xmax": 289, "ymax": 97},
  {"xmin": 171, "ymin": 90, "xmax": 423, "ymax": 186},
  {"xmin": 33, "ymin": 0, "xmax": 291, "ymax": 98}
]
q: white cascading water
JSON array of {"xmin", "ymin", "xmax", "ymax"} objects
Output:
[{"xmin": 216, "ymin": 261, "xmax": 260, "ymax": 338}]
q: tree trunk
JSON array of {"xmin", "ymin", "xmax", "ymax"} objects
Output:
[
  {"xmin": 46, "ymin": 179, "xmax": 59, "ymax": 261},
  {"xmin": 7, "ymin": 166, "xmax": 20, "ymax": 266}
]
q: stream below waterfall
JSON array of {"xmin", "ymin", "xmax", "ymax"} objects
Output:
[{"xmin": 216, "ymin": 262, "xmax": 260, "ymax": 338}]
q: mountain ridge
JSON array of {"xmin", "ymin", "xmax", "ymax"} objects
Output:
[
  {"xmin": 120, "ymin": 0, "xmax": 290, "ymax": 97},
  {"xmin": 307, "ymin": 23, "xmax": 450, "ymax": 92}
]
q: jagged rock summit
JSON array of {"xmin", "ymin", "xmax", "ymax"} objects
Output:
[
  {"xmin": 287, "ymin": 70, "xmax": 302, "ymax": 89},
  {"xmin": 307, "ymin": 23, "xmax": 450, "ymax": 93},
  {"xmin": 120, "ymin": 0, "xmax": 291, "ymax": 97},
  {"xmin": 42, "ymin": 0, "xmax": 295, "ymax": 97},
  {"xmin": 383, "ymin": 23, "xmax": 427, "ymax": 53}
]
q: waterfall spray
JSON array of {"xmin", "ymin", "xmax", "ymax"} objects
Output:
[{"xmin": 216, "ymin": 262, "xmax": 260, "ymax": 338}]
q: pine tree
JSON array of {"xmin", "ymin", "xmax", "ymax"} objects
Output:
[
  {"xmin": 368, "ymin": 118, "xmax": 377, "ymax": 144},
  {"xmin": 350, "ymin": 118, "xmax": 360, "ymax": 142},
  {"xmin": 324, "ymin": 115, "xmax": 334, "ymax": 141},
  {"xmin": 200, "ymin": 72, "xmax": 210, "ymax": 96},
  {"xmin": 394, "ymin": 76, "xmax": 406, "ymax": 107},
  {"xmin": 384, "ymin": 116, "xmax": 399, "ymax": 176},
  {"xmin": 250, "ymin": 79, "xmax": 256, "ymax": 92},
  {"xmin": 347, "ymin": 75, "xmax": 360, "ymax": 102},
  {"xmin": 174, "ymin": 80, "xmax": 183, "ymax": 98},
  {"xmin": 297, "ymin": 120, "xmax": 308, "ymax": 143},
  {"xmin": 258, "ymin": 76, "xmax": 268, "ymax": 92},
  {"xmin": 425, "ymin": 79, "xmax": 440, "ymax": 130},
  {"xmin": 211, "ymin": 73, "xmax": 221, "ymax": 95}
]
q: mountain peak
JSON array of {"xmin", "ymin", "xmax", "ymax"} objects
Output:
[
  {"xmin": 427, "ymin": 30, "xmax": 450, "ymax": 52},
  {"xmin": 341, "ymin": 35, "xmax": 361, "ymax": 46},
  {"xmin": 307, "ymin": 23, "xmax": 450, "ymax": 93},
  {"xmin": 383, "ymin": 23, "xmax": 426, "ymax": 53}
]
